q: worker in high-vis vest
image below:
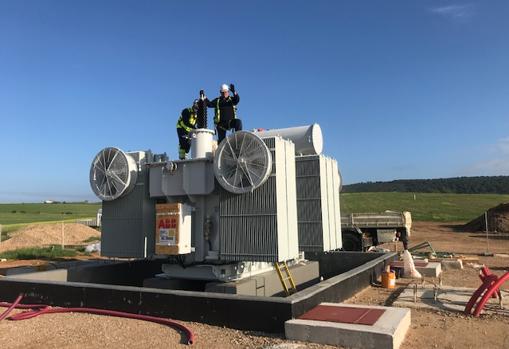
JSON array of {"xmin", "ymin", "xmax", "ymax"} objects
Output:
[
  {"xmin": 176, "ymin": 100, "xmax": 199, "ymax": 160},
  {"xmin": 206, "ymin": 83, "xmax": 242, "ymax": 143}
]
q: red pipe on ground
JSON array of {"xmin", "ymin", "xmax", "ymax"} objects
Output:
[
  {"xmin": 0, "ymin": 294, "xmax": 24, "ymax": 321},
  {"xmin": 0, "ymin": 294, "xmax": 195, "ymax": 345}
]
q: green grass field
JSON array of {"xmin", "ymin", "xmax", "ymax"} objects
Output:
[
  {"xmin": 0, "ymin": 193, "xmax": 507, "ymax": 236},
  {"xmin": 341, "ymin": 192, "xmax": 509, "ymax": 222},
  {"xmin": 0, "ymin": 203, "xmax": 101, "ymax": 234}
]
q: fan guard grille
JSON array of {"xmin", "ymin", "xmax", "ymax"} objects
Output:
[
  {"xmin": 214, "ymin": 131, "xmax": 272, "ymax": 194},
  {"xmin": 89, "ymin": 147, "xmax": 137, "ymax": 201}
]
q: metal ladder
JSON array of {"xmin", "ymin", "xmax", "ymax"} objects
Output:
[{"xmin": 274, "ymin": 261, "xmax": 297, "ymax": 296}]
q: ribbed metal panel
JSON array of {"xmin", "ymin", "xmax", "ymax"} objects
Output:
[
  {"xmin": 219, "ymin": 137, "xmax": 299, "ymax": 262},
  {"xmin": 296, "ymin": 155, "xmax": 342, "ymax": 252},
  {"xmin": 325, "ymin": 158, "xmax": 336, "ymax": 249},
  {"xmin": 295, "ymin": 156, "xmax": 326, "ymax": 251},
  {"xmin": 284, "ymin": 140, "xmax": 299, "ymax": 259},
  {"xmin": 331, "ymin": 159, "xmax": 342, "ymax": 248},
  {"xmin": 102, "ymin": 161, "xmax": 156, "ymax": 258}
]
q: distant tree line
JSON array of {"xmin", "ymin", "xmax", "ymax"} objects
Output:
[{"xmin": 342, "ymin": 176, "xmax": 509, "ymax": 194}]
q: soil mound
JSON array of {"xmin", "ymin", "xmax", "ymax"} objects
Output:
[
  {"xmin": 464, "ymin": 203, "xmax": 509, "ymax": 233},
  {"xmin": 0, "ymin": 223, "xmax": 100, "ymax": 252}
]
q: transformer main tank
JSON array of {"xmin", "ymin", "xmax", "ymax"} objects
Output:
[{"xmin": 89, "ymin": 124, "xmax": 342, "ymax": 281}]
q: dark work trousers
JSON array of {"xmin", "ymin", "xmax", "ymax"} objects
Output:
[
  {"xmin": 397, "ymin": 230, "xmax": 409, "ymax": 250},
  {"xmin": 177, "ymin": 127, "xmax": 191, "ymax": 159},
  {"xmin": 216, "ymin": 119, "xmax": 243, "ymax": 143}
]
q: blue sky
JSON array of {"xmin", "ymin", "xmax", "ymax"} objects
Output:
[{"xmin": 0, "ymin": 1, "xmax": 508, "ymax": 202}]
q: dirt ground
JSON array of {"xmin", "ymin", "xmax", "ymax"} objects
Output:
[
  {"xmin": 465, "ymin": 203, "xmax": 509, "ymax": 233},
  {"xmin": 0, "ymin": 223, "xmax": 100, "ymax": 252},
  {"xmin": 1, "ymin": 221, "xmax": 509, "ymax": 348}
]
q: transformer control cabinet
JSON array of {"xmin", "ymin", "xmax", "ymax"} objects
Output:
[{"xmin": 155, "ymin": 203, "xmax": 192, "ymax": 255}]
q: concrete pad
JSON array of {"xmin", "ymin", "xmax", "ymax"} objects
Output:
[
  {"xmin": 440, "ymin": 259, "xmax": 463, "ymax": 270},
  {"xmin": 285, "ymin": 303, "xmax": 410, "ymax": 349},
  {"xmin": 390, "ymin": 261, "xmax": 442, "ymax": 277},
  {"xmin": 6, "ymin": 269, "xmax": 68, "ymax": 282},
  {"xmin": 393, "ymin": 285, "xmax": 509, "ymax": 316},
  {"xmin": 205, "ymin": 261, "xmax": 319, "ymax": 296},
  {"xmin": 263, "ymin": 344, "xmax": 305, "ymax": 349}
]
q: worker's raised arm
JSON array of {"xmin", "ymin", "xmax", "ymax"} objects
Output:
[
  {"xmin": 231, "ymin": 93, "xmax": 240, "ymax": 105},
  {"xmin": 205, "ymin": 98, "xmax": 216, "ymax": 108}
]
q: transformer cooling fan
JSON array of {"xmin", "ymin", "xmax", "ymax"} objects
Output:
[
  {"xmin": 89, "ymin": 147, "xmax": 138, "ymax": 201},
  {"xmin": 213, "ymin": 131, "xmax": 272, "ymax": 194}
]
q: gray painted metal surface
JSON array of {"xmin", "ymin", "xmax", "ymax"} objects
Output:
[
  {"xmin": 149, "ymin": 158, "xmax": 215, "ymax": 198},
  {"xmin": 204, "ymin": 261, "xmax": 319, "ymax": 296},
  {"xmin": 101, "ymin": 156, "xmax": 156, "ymax": 258}
]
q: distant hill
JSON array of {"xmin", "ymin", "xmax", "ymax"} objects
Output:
[{"xmin": 342, "ymin": 176, "xmax": 509, "ymax": 194}]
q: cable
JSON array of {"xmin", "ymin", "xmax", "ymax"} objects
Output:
[
  {"xmin": 0, "ymin": 294, "xmax": 24, "ymax": 321},
  {"xmin": 0, "ymin": 294, "xmax": 194, "ymax": 345}
]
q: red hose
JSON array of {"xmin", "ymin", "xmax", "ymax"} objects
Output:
[
  {"xmin": 0, "ymin": 294, "xmax": 24, "ymax": 321},
  {"xmin": 0, "ymin": 294, "xmax": 194, "ymax": 345}
]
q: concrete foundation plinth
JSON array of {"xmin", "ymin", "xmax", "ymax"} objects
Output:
[
  {"xmin": 394, "ymin": 285, "xmax": 509, "ymax": 316},
  {"xmin": 205, "ymin": 261, "xmax": 320, "ymax": 296},
  {"xmin": 440, "ymin": 259, "xmax": 463, "ymax": 270},
  {"xmin": 285, "ymin": 303, "xmax": 410, "ymax": 349},
  {"xmin": 391, "ymin": 261, "xmax": 442, "ymax": 277},
  {"xmin": 0, "ymin": 252, "xmax": 396, "ymax": 332}
]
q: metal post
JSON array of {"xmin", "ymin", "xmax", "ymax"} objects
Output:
[
  {"xmin": 485, "ymin": 211, "xmax": 489, "ymax": 254},
  {"xmin": 61, "ymin": 214, "xmax": 65, "ymax": 249}
]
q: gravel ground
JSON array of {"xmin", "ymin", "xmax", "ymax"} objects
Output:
[
  {"xmin": 0, "ymin": 310, "xmax": 335, "ymax": 349},
  {"xmin": 1, "ymin": 221, "xmax": 508, "ymax": 348}
]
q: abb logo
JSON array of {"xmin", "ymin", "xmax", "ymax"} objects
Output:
[{"xmin": 158, "ymin": 218, "xmax": 177, "ymax": 229}]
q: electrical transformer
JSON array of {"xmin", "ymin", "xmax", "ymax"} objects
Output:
[{"xmin": 89, "ymin": 124, "xmax": 342, "ymax": 281}]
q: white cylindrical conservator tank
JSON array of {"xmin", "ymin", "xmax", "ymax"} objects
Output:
[
  {"xmin": 255, "ymin": 123, "xmax": 323, "ymax": 155},
  {"xmin": 190, "ymin": 128, "xmax": 215, "ymax": 159}
]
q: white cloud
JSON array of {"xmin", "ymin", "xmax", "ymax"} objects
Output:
[
  {"xmin": 495, "ymin": 137, "xmax": 509, "ymax": 154},
  {"xmin": 431, "ymin": 4, "xmax": 475, "ymax": 20},
  {"xmin": 463, "ymin": 137, "xmax": 509, "ymax": 176}
]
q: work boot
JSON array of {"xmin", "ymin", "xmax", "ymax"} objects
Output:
[{"xmin": 179, "ymin": 148, "xmax": 186, "ymax": 160}]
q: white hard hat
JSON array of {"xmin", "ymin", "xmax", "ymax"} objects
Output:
[{"xmin": 220, "ymin": 84, "xmax": 229, "ymax": 92}]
